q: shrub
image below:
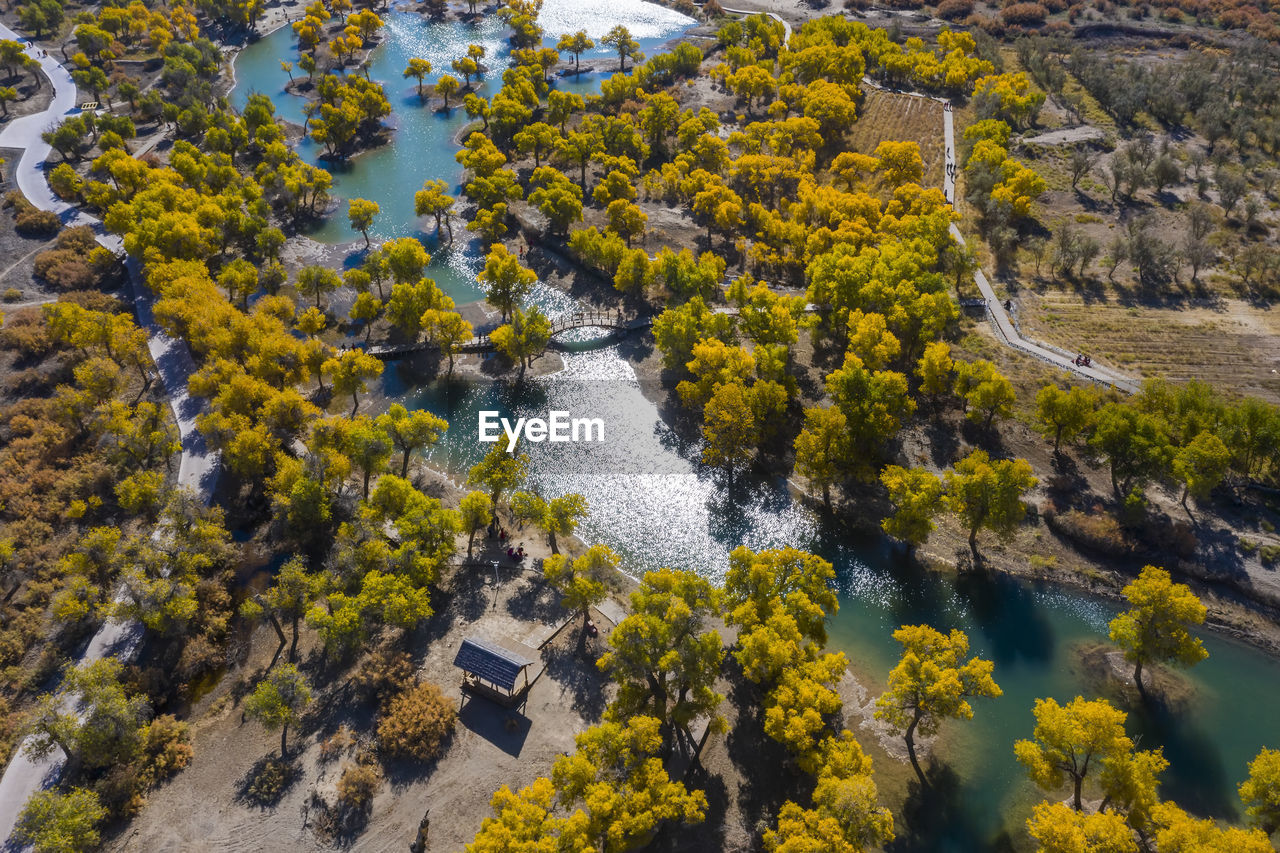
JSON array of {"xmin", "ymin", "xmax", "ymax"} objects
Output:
[
  {"xmin": 245, "ymin": 757, "xmax": 295, "ymax": 806},
  {"xmin": 354, "ymin": 645, "xmax": 415, "ymax": 705},
  {"xmin": 1001, "ymin": 2, "xmax": 1049, "ymax": 22},
  {"xmin": 0, "ymin": 310, "xmax": 52, "ymax": 356},
  {"xmin": 2, "ymin": 288, "xmax": 21, "ymax": 302},
  {"xmin": 1045, "ymin": 508, "xmax": 1131, "ymax": 556},
  {"xmin": 1261, "ymin": 544, "xmax": 1280, "ymax": 566},
  {"xmin": 49, "ymin": 163, "xmax": 82, "ymax": 201},
  {"xmin": 937, "ymin": 0, "xmax": 975, "ymax": 17},
  {"xmin": 15, "ymin": 207, "xmax": 60, "ymax": 237},
  {"xmin": 138, "ymin": 714, "xmax": 193, "ymax": 787},
  {"xmin": 376, "ymin": 681, "xmax": 456, "ymax": 761},
  {"xmin": 336, "ymin": 761, "xmax": 381, "ymax": 812}
]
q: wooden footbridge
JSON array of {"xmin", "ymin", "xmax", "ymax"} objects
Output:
[{"xmin": 366, "ymin": 309, "xmax": 652, "ymax": 359}]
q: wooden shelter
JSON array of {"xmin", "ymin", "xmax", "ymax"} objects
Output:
[{"xmin": 453, "ymin": 636, "xmax": 535, "ymax": 707}]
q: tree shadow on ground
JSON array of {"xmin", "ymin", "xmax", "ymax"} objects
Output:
[
  {"xmin": 235, "ymin": 754, "xmax": 302, "ymax": 809},
  {"xmin": 723, "ymin": 663, "xmax": 806, "ymax": 837},
  {"xmin": 651, "ymin": 764, "xmax": 730, "ymax": 852},
  {"xmin": 505, "ymin": 570, "xmax": 563, "ymax": 625},
  {"xmin": 541, "ymin": 638, "xmax": 609, "ymax": 724}
]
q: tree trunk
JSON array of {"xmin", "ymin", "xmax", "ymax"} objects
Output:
[
  {"xmin": 466, "ymin": 527, "xmax": 476, "ymax": 557},
  {"xmin": 351, "ymin": 392, "xmax": 360, "ymax": 417},
  {"xmin": 290, "ymin": 615, "xmax": 300, "ymax": 663},
  {"xmin": 401, "ymin": 448, "xmax": 412, "ymax": 478},
  {"xmin": 1133, "ymin": 658, "xmax": 1146, "ymax": 697},
  {"xmin": 548, "ymin": 529, "xmax": 558, "ymax": 555},
  {"xmin": 904, "ymin": 716, "xmax": 926, "ymax": 787},
  {"xmin": 1073, "ymin": 774, "xmax": 1083, "ymax": 811},
  {"xmin": 968, "ymin": 526, "xmax": 979, "ymax": 562}
]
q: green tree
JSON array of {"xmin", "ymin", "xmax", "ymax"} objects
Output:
[
  {"xmin": 244, "ymin": 663, "xmax": 312, "ymax": 758},
  {"xmin": 478, "ymin": 243, "xmax": 536, "ymax": 322},
  {"xmin": 246, "ymin": 555, "xmax": 320, "ymax": 663},
  {"xmin": 322, "ymin": 349, "xmax": 384, "ymax": 416},
  {"xmin": 954, "ymin": 359, "xmax": 1015, "ymax": 427},
  {"xmin": 346, "ymin": 415, "xmax": 393, "ymax": 498},
  {"xmin": 944, "ymin": 450, "xmax": 1038, "ymax": 561},
  {"xmin": 880, "ymin": 466, "xmax": 945, "ymax": 551},
  {"xmin": 297, "ymin": 264, "xmax": 341, "ymax": 309},
  {"xmin": 1240, "ymin": 747, "xmax": 1280, "ymax": 835},
  {"xmin": 794, "ymin": 406, "xmax": 848, "ymax": 507},
  {"xmin": 414, "ymin": 178, "xmax": 455, "ymax": 239},
  {"xmin": 467, "ymin": 441, "xmax": 529, "ymax": 517},
  {"xmin": 349, "ymin": 291, "xmax": 382, "ymax": 342},
  {"xmin": 25, "ymin": 659, "xmax": 147, "ymax": 772},
  {"xmin": 1015, "ymin": 696, "xmax": 1133, "ymax": 812},
  {"xmin": 459, "ymin": 490, "xmax": 492, "ymax": 557},
  {"xmin": 874, "ymin": 624, "xmax": 1002, "ymax": 786},
  {"xmin": 1035, "ymin": 384, "xmax": 1097, "ymax": 452},
  {"xmin": 376, "ymin": 403, "xmax": 448, "ymax": 477},
  {"xmin": 491, "ymin": 306, "xmax": 551, "ymax": 379},
  {"xmin": 598, "ymin": 568, "xmax": 724, "ymax": 752},
  {"xmin": 601, "ymin": 25, "xmax": 642, "ymax": 71},
  {"xmin": 1172, "ymin": 431, "xmax": 1230, "ymax": 513},
  {"xmin": 1088, "ymin": 403, "xmax": 1171, "ymax": 501},
  {"xmin": 543, "ymin": 544, "xmax": 618, "ymax": 636},
  {"xmin": 1107, "ymin": 566, "xmax": 1207, "ymax": 695},
  {"xmin": 557, "ymin": 30, "xmax": 595, "ymax": 74},
  {"xmin": 347, "ymin": 197, "xmax": 379, "ymax": 248},
  {"xmin": 14, "ymin": 788, "xmax": 106, "ymax": 853},
  {"xmin": 403, "ymin": 57, "xmax": 431, "ymax": 99}
]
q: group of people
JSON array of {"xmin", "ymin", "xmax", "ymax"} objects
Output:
[
  {"xmin": 497, "ymin": 528, "xmax": 525, "ymax": 561},
  {"xmin": 24, "ymin": 41, "xmax": 47, "ymax": 58},
  {"xmin": 1074, "ymin": 353, "xmax": 1093, "ymax": 367}
]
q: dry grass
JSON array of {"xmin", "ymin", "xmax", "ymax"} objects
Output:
[
  {"xmin": 1019, "ymin": 288, "xmax": 1280, "ymax": 401},
  {"xmin": 848, "ymin": 89, "xmax": 946, "ymax": 189}
]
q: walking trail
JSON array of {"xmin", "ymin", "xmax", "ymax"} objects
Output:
[{"xmin": 0, "ymin": 24, "xmax": 218, "ymax": 849}]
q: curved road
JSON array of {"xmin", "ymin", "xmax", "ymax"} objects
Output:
[{"xmin": 0, "ymin": 25, "xmax": 218, "ymax": 850}]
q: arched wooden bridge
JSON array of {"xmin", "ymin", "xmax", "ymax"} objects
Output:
[{"xmin": 365, "ymin": 309, "xmax": 652, "ymax": 359}]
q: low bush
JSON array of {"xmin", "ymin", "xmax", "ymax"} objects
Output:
[
  {"xmin": 138, "ymin": 714, "xmax": 193, "ymax": 788},
  {"xmin": 1001, "ymin": 1, "xmax": 1049, "ymax": 22},
  {"xmin": 376, "ymin": 681, "xmax": 456, "ymax": 761},
  {"xmin": 336, "ymin": 761, "xmax": 381, "ymax": 813},
  {"xmin": 1045, "ymin": 508, "xmax": 1132, "ymax": 556},
  {"xmin": 354, "ymin": 645, "xmax": 415, "ymax": 705},
  {"xmin": 1261, "ymin": 544, "xmax": 1280, "ymax": 566},
  {"xmin": 937, "ymin": 0, "xmax": 975, "ymax": 17},
  {"xmin": 245, "ymin": 758, "xmax": 295, "ymax": 806}
]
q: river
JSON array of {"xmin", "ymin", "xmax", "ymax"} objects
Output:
[{"xmin": 231, "ymin": 6, "xmax": 1280, "ymax": 849}]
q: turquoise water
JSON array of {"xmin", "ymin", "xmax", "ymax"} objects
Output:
[{"xmin": 232, "ymin": 9, "xmax": 1280, "ymax": 849}]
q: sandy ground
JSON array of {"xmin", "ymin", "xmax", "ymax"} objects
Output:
[{"xmin": 107, "ymin": 520, "xmax": 627, "ymax": 852}]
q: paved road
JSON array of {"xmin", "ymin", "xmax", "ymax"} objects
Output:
[
  {"xmin": 939, "ymin": 105, "xmax": 1138, "ymax": 394},
  {"xmin": 0, "ymin": 25, "xmax": 218, "ymax": 849}
]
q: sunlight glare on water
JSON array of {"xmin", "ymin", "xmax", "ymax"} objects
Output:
[{"xmin": 537, "ymin": 0, "xmax": 696, "ymax": 40}]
